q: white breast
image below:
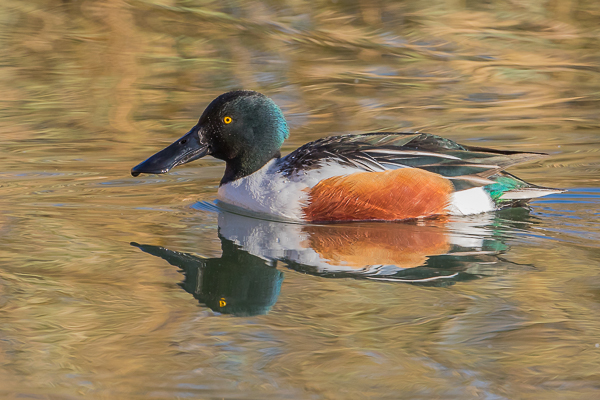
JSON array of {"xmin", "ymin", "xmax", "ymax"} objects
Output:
[{"xmin": 217, "ymin": 159, "xmax": 365, "ymax": 221}]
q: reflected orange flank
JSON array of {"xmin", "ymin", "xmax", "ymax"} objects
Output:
[{"xmin": 304, "ymin": 224, "xmax": 451, "ymax": 270}]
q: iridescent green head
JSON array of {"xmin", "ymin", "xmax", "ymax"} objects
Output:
[{"xmin": 131, "ymin": 90, "xmax": 289, "ymax": 184}]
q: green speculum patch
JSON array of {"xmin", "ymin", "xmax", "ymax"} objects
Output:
[{"xmin": 485, "ymin": 176, "xmax": 527, "ymax": 201}]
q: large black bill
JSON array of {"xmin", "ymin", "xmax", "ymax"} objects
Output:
[{"xmin": 131, "ymin": 129, "xmax": 209, "ymax": 177}]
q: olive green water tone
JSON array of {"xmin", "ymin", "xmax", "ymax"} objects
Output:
[{"xmin": 1, "ymin": 0, "xmax": 599, "ymax": 399}]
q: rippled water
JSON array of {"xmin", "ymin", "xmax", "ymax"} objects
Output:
[{"xmin": 1, "ymin": 0, "xmax": 600, "ymax": 398}]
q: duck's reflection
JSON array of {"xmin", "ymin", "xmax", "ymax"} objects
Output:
[
  {"xmin": 132, "ymin": 238, "xmax": 283, "ymax": 316},
  {"xmin": 132, "ymin": 207, "xmax": 534, "ymax": 316}
]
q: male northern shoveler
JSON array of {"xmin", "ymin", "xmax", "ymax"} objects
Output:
[{"xmin": 131, "ymin": 90, "xmax": 562, "ymax": 222}]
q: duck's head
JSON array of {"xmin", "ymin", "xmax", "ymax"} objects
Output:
[{"xmin": 131, "ymin": 90, "xmax": 289, "ymax": 184}]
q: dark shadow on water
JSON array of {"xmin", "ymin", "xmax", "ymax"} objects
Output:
[{"xmin": 132, "ymin": 207, "xmax": 537, "ymax": 316}]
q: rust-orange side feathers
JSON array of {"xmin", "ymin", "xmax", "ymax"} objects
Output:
[{"xmin": 303, "ymin": 168, "xmax": 453, "ymax": 222}]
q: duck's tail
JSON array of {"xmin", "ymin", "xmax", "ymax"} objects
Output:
[{"xmin": 485, "ymin": 172, "xmax": 565, "ymax": 206}]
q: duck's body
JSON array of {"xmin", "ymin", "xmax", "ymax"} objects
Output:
[
  {"xmin": 217, "ymin": 132, "xmax": 558, "ymax": 221},
  {"xmin": 132, "ymin": 91, "xmax": 562, "ymax": 222}
]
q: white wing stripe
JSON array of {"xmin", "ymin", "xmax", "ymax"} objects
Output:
[{"xmin": 362, "ymin": 149, "xmax": 461, "ymax": 160}]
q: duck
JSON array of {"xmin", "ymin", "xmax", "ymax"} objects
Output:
[{"xmin": 131, "ymin": 90, "xmax": 562, "ymax": 222}]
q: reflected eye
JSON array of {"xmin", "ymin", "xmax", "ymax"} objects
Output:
[{"xmin": 223, "ymin": 116, "xmax": 232, "ymax": 124}]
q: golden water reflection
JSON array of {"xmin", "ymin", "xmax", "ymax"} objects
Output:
[{"xmin": 1, "ymin": 0, "xmax": 600, "ymax": 398}]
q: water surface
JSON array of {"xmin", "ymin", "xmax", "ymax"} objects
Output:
[{"xmin": 1, "ymin": 0, "xmax": 600, "ymax": 398}]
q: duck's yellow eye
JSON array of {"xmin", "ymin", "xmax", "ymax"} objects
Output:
[{"xmin": 223, "ymin": 116, "xmax": 232, "ymax": 124}]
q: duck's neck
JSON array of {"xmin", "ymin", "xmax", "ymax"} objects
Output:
[{"xmin": 220, "ymin": 151, "xmax": 281, "ymax": 186}]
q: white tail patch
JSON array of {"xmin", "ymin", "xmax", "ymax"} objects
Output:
[
  {"xmin": 448, "ymin": 187, "xmax": 495, "ymax": 216},
  {"xmin": 499, "ymin": 187, "xmax": 565, "ymax": 200}
]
